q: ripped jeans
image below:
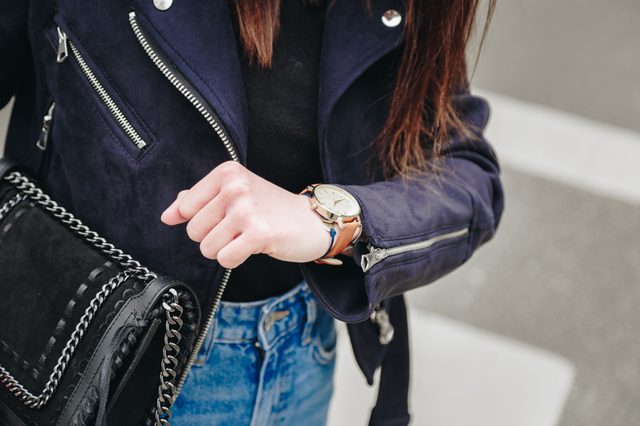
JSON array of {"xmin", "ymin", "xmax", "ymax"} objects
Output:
[{"xmin": 171, "ymin": 279, "xmax": 337, "ymax": 426}]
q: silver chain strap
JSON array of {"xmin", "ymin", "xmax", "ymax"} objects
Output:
[
  {"xmin": 3, "ymin": 171, "xmax": 156, "ymax": 282},
  {"xmin": 0, "ymin": 171, "xmax": 186, "ymax": 423},
  {"xmin": 155, "ymin": 288, "xmax": 184, "ymax": 425},
  {"xmin": 0, "ymin": 192, "xmax": 26, "ymax": 222}
]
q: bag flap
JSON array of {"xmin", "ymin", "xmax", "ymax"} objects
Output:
[{"xmin": 0, "ymin": 196, "xmax": 125, "ymax": 395}]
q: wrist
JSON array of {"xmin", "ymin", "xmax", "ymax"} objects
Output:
[{"xmin": 296, "ymin": 193, "xmax": 338, "ymax": 260}]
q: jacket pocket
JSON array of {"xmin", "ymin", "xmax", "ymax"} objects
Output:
[
  {"xmin": 45, "ymin": 17, "xmax": 154, "ymax": 162},
  {"xmin": 360, "ymin": 226, "xmax": 470, "ymax": 273}
]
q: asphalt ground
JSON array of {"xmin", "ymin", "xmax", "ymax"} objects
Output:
[
  {"xmin": 408, "ymin": 167, "xmax": 640, "ymax": 426},
  {"xmin": 470, "ymin": 0, "xmax": 640, "ymax": 134}
]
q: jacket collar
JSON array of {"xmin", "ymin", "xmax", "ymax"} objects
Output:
[
  {"xmin": 132, "ymin": 0, "xmax": 405, "ymax": 163},
  {"xmin": 318, "ymin": 0, "xmax": 405, "ymax": 140}
]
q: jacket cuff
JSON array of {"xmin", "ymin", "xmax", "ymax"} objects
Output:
[{"xmin": 298, "ymin": 251, "xmax": 373, "ymax": 323}]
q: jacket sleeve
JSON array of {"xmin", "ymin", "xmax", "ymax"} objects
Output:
[
  {"xmin": 0, "ymin": 0, "xmax": 30, "ymax": 109},
  {"xmin": 299, "ymin": 88, "xmax": 504, "ymax": 323}
]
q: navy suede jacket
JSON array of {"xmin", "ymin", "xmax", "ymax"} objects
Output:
[{"xmin": 1, "ymin": 1, "xmax": 504, "ymax": 424}]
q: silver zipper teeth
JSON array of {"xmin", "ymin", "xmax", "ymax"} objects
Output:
[
  {"xmin": 128, "ymin": 12, "xmax": 239, "ymax": 163},
  {"xmin": 127, "ymin": 11, "xmax": 239, "ymax": 399},
  {"xmin": 361, "ymin": 227, "xmax": 470, "ymax": 272},
  {"xmin": 61, "ymin": 30, "xmax": 148, "ymax": 150}
]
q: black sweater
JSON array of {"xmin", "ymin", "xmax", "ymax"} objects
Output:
[{"xmin": 222, "ymin": 0, "xmax": 326, "ymax": 302}]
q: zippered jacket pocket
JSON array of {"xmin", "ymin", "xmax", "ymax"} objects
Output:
[
  {"xmin": 360, "ymin": 226, "xmax": 470, "ymax": 273},
  {"xmin": 45, "ymin": 17, "xmax": 155, "ymax": 161}
]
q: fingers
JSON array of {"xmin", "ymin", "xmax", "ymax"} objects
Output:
[
  {"xmin": 160, "ymin": 161, "xmax": 265, "ymax": 267},
  {"xmin": 183, "ymin": 177, "xmax": 254, "ymax": 242},
  {"xmin": 199, "ymin": 215, "xmax": 241, "ymax": 261},
  {"xmin": 185, "ymin": 195, "xmax": 226, "ymax": 242},
  {"xmin": 215, "ymin": 233, "xmax": 263, "ymax": 268},
  {"xmin": 178, "ymin": 161, "xmax": 240, "ymax": 220},
  {"xmin": 161, "ymin": 161, "xmax": 246, "ymax": 226},
  {"xmin": 199, "ymin": 212, "xmax": 267, "ymax": 268}
]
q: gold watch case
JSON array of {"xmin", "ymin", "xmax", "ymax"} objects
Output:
[{"xmin": 306, "ymin": 184, "xmax": 361, "ymax": 228}]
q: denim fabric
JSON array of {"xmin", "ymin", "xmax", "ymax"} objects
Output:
[{"xmin": 171, "ymin": 279, "xmax": 336, "ymax": 426}]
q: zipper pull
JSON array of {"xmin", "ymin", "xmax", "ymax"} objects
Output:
[
  {"xmin": 56, "ymin": 27, "xmax": 69, "ymax": 63},
  {"xmin": 361, "ymin": 243, "xmax": 388, "ymax": 273},
  {"xmin": 370, "ymin": 304, "xmax": 395, "ymax": 345},
  {"xmin": 36, "ymin": 102, "xmax": 56, "ymax": 150}
]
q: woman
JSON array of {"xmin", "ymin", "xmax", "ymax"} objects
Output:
[{"xmin": 0, "ymin": 0, "xmax": 502, "ymax": 424}]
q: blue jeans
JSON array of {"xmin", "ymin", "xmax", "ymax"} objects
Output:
[{"xmin": 171, "ymin": 279, "xmax": 337, "ymax": 425}]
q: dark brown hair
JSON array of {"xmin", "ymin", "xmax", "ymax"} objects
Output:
[{"xmin": 229, "ymin": 0, "xmax": 496, "ymax": 181}]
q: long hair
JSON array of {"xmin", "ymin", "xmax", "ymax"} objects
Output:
[{"xmin": 229, "ymin": 0, "xmax": 496, "ymax": 181}]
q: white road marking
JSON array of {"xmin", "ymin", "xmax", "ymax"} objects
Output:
[
  {"xmin": 478, "ymin": 89, "xmax": 640, "ymax": 205},
  {"xmin": 328, "ymin": 310, "xmax": 575, "ymax": 426}
]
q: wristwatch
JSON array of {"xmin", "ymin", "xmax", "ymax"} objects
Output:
[{"xmin": 299, "ymin": 183, "xmax": 363, "ymax": 265}]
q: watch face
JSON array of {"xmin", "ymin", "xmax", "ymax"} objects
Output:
[{"xmin": 313, "ymin": 184, "xmax": 361, "ymax": 217}]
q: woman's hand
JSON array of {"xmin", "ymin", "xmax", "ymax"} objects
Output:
[{"xmin": 160, "ymin": 160, "xmax": 335, "ymax": 268}]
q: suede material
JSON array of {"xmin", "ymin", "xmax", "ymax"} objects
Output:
[
  {"xmin": 368, "ymin": 295, "xmax": 411, "ymax": 426},
  {"xmin": 0, "ymin": 198, "xmax": 121, "ymax": 393},
  {"xmin": 1, "ymin": 1, "xmax": 505, "ymax": 422},
  {"xmin": 1, "ymin": 0, "xmax": 499, "ymax": 321},
  {"xmin": 33, "ymin": 7, "xmax": 227, "ymax": 307},
  {"xmin": 129, "ymin": 0, "xmax": 249, "ymax": 161},
  {"xmin": 0, "ymin": 0, "xmax": 29, "ymax": 108},
  {"xmin": 323, "ymin": 90, "xmax": 503, "ymax": 321},
  {"xmin": 317, "ymin": 0, "xmax": 405, "ymax": 139}
]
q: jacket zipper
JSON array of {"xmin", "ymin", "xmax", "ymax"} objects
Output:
[
  {"xmin": 360, "ymin": 227, "xmax": 470, "ymax": 273},
  {"xmin": 365, "ymin": 227, "xmax": 469, "ymax": 344},
  {"xmin": 127, "ymin": 10, "xmax": 239, "ymax": 398},
  {"xmin": 56, "ymin": 27, "xmax": 148, "ymax": 150},
  {"xmin": 35, "ymin": 101, "xmax": 56, "ymax": 151},
  {"xmin": 128, "ymin": 12, "xmax": 239, "ymax": 162}
]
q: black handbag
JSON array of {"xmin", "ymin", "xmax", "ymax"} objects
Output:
[{"xmin": 0, "ymin": 157, "xmax": 207, "ymax": 425}]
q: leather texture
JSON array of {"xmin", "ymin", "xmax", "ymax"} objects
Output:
[
  {"xmin": 0, "ymin": 157, "xmax": 19, "ymax": 180},
  {"xmin": 325, "ymin": 219, "xmax": 361, "ymax": 258},
  {"xmin": 0, "ymin": 166, "xmax": 200, "ymax": 425}
]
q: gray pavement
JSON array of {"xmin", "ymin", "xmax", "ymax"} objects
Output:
[
  {"xmin": 408, "ymin": 167, "xmax": 640, "ymax": 426},
  {"xmin": 471, "ymin": 0, "xmax": 640, "ymax": 134}
]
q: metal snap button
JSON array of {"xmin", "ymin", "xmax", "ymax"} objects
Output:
[
  {"xmin": 153, "ymin": 0, "xmax": 173, "ymax": 11},
  {"xmin": 381, "ymin": 9, "xmax": 402, "ymax": 28}
]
